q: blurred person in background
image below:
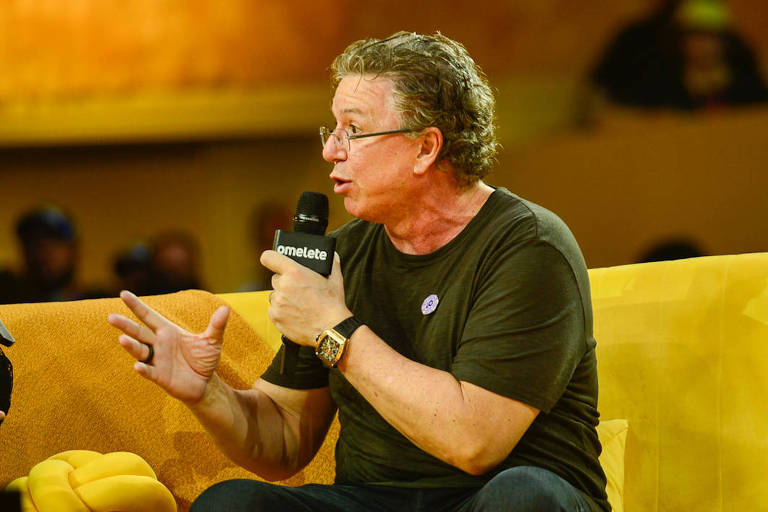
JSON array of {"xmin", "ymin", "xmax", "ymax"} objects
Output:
[
  {"xmin": 238, "ymin": 201, "xmax": 293, "ymax": 292},
  {"xmin": 589, "ymin": 0, "xmax": 683, "ymax": 110},
  {"xmin": 146, "ymin": 229, "xmax": 205, "ymax": 294},
  {"xmin": 112, "ymin": 240, "xmax": 152, "ymax": 296},
  {"xmin": 0, "ymin": 205, "xmax": 106, "ymax": 304},
  {"xmin": 581, "ymin": 0, "xmax": 767, "ymax": 121},
  {"xmin": 671, "ymin": 0, "xmax": 768, "ymax": 110},
  {"xmin": 638, "ymin": 237, "xmax": 706, "ymax": 262}
]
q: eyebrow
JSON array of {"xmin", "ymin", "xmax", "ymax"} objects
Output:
[{"xmin": 330, "ymin": 106, "xmax": 368, "ymax": 125}]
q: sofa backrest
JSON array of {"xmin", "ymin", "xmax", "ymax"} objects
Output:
[
  {"xmin": 227, "ymin": 253, "xmax": 768, "ymax": 511},
  {"xmin": 2, "ymin": 253, "xmax": 766, "ymax": 511},
  {"xmin": 0, "ymin": 290, "xmax": 338, "ymax": 511},
  {"xmin": 590, "ymin": 253, "xmax": 768, "ymax": 511}
]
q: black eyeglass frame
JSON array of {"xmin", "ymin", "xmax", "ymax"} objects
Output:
[{"xmin": 319, "ymin": 127, "xmax": 413, "ymax": 149}]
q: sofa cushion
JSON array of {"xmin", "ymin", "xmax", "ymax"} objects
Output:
[
  {"xmin": 0, "ymin": 290, "xmax": 338, "ymax": 511},
  {"xmin": 596, "ymin": 419, "xmax": 628, "ymax": 512}
]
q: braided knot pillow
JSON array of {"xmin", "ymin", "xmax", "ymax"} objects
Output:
[{"xmin": 4, "ymin": 450, "xmax": 176, "ymax": 511}]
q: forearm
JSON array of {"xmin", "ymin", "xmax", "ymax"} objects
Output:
[
  {"xmin": 186, "ymin": 373, "xmax": 299, "ymax": 481},
  {"xmin": 337, "ymin": 326, "xmax": 534, "ymax": 475}
]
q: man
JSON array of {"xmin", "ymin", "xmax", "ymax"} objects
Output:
[
  {"xmin": 109, "ymin": 32, "xmax": 609, "ymax": 511},
  {"xmin": 0, "ymin": 205, "xmax": 105, "ymax": 304},
  {"xmin": 588, "ymin": 0, "xmax": 767, "ymax": 112},
  {"xmin": 146, "ymin": 230, "xmax": 205, "ymax": 295}
]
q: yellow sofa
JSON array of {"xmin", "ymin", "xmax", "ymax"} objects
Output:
[{"xmin": 1, "ymin": 253, "xmax": 766, "ymax": 511}]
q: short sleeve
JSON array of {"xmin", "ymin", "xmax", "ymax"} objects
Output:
[
  {"xmin": 260, "ymin": 344, "xmax": 330, "ymax": 389},
  {"xmin": 450, "ymin": 240, "xmax": 586, "ymax": 413}
]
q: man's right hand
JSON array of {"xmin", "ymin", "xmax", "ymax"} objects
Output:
[{"xmin": 108, "ymin": 290, "xmax": 230, "ymax": 404}]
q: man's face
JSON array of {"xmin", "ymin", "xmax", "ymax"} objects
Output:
[
  {"xmin": 23, "ymin": 237, "xmax": 76, "ymax": 287},
  {"xmin": 323, "ymin": 75, "xmax": 420, "ymax": 223},
  {"xmin": 152, "ymin": 243, "xmax": 197, "ymax": 288}
]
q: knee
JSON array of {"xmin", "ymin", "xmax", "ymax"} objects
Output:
[
  {"xmin": 191, "ymin": 479, "xmax": 279, "ymax": 512},
  {"xmin": 473, "ymin": 466, "xmax": 586, "ymax": 512}
]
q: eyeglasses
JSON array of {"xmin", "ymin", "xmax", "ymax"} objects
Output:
[{"xmin": 319, "ymin": 126, "xmax": 412, "ymax": 151}]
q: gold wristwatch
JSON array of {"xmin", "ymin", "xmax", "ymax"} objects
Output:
[{"xmin": 315, "ymin": 317, "xmax": 363, "ymax": 367}]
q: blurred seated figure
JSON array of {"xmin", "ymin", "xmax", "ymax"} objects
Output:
[
  {"xmin": 586, "ymin": 0, "xmax": 767, "ymax": 116},
  {"xmin": 674, "ymin": 0, "xmax": 768, "ymax": 110},
  {"xmin": 238, "ymin": 201, "xmax": 292, "ymax": 292},
  {"xmin": 589, "ymin": 0, "xmax": 682, "ymax": 109},
  {"xmin": 146, "ymin": 230, "xmax": 205, "ymax": 295},
  {"xmin": 0, "ymin": 205, "xmax": 106, "ymax": 304},
  {"xmin": 638, "ymin": 237, "xmax": 706, "ymax": 262},
  {"xmin": 112, "ymin": 240, "xmax": 152, "ymax": 297}
]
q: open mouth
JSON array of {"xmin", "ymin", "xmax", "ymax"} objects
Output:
[{"xmin": 332, "ymin": 177, "xmax": 352, "ymax": 193}]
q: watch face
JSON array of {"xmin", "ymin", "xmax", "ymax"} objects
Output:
[{"xmin": 317, "ymin": 336, "xmax": 341, "ymax": 364}]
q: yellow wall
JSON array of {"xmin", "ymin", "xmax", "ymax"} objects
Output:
[
  {"xmin": 0, "ymin": 139, "xmax": 347, "ymax": 293},
  {"xmin": 2, "ymin": 1, "xmax": 766, "ymax": 98},
  {"xmin": 2, "ymin": 2, "xmax": 768, "ymax": 293},
  {"xmin": 0, "ymin": 74, "xmax": 585, "ymax": 294},
  {"xmin": 3, "ymin": 105, "xmax": 768, "ymax": 293},
  {"xmin": 507, "ymin": 107, "xmax": 768, "ymax": 269}
]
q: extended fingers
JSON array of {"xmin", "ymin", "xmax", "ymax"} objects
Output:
[
  {"xmin": 118, "ymin": 333, "xmax": 153, "ymax": 362},
  {"xmin": 108, "ymin": 313, "xmax": 157, "ymax": 345},
  {"xmin": 118, "ymin": 333, "xmax": 157, "ymax": 381},
  {"xmin": 133, "ymin": 359, "xmax": 157, "ymax": 381},
  {"xmin": 202, "ymin": 306, "xmax": 230, "ymax": 342},
  {"xmin": 118, "ymin": 290, "xmax": 168, "ymax": 331}
]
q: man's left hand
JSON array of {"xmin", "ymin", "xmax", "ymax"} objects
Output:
[{"xmin": 260, "ymin": 250, "xmax": 351, "ymax": 346}]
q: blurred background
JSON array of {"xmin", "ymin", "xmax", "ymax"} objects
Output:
[{"xmin": 1, "ymin": 0, "xmax": 766, "ymax": 299}]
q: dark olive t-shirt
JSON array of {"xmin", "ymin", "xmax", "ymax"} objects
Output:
[{"xmin": 262, "ymin": 188, "xmax": 609, "ymax": 511}]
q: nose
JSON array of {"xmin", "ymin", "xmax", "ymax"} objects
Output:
[{"xmin": 322, "ymin": 135, "xmax": 347, "ymax": 163}]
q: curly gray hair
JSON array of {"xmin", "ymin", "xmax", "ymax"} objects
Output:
[{"xmin": 330, "ymin": 31, "xmax": 500, "ymax": 186}]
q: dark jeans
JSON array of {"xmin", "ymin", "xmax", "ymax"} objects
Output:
[{"xmin": 191, "ymin": 466, "xmax": 591, "ymax": 512}]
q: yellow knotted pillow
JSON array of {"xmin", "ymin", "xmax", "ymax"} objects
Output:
[{"xmin": 3, "ymin": 450, "xmax": 176, "ymax": 512}]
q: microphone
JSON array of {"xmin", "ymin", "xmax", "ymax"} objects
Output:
[
  {"xmin": 0, "ymin": 318, "xmax": 14, "ymax": 347},
  {"xmin": 273, "ymin": 192, "xmax": 336, "ymax": 374},
  {"xmin": 0, "ymin": 348, "xmax": 12, "ymax": 424},
  {"xmin": 0, "ymin": 318, "xmax": 13, "ymax": 423}
]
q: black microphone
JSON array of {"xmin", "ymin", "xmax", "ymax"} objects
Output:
[
  {"xmin": 0, "ymin": 318, "xmax": 14, "ymax": 424},
  {"xmin": 273, "ymin": 192, "xmax": 336, "ymax": 374},
  {"xmin": 0, "ymin": 488, "xmax": 21, "ymax": 512},
  {"xmin": 0, "ymin": 318, "xmax": 14, "ymax": 347},
  {"xmin": 0, "ymin": 347, "xmax": 12, "ymax": 424}
]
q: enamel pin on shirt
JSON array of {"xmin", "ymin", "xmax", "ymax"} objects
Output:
[{"xmin": 421, "ymin": 294, "xmax": 439, "ymax": 315}]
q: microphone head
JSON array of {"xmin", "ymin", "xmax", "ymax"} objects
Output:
[{"xmin": 294, "ymin": 192, "xmax": 329, "ymax": 235}]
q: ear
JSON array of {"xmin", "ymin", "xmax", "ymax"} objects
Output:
[{"xmin": 413, "ymin": 127, "xmax": 443, "ymax": 176}]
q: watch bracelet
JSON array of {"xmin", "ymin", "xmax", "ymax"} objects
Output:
[{"xmin": 315, "ymin": 316, "xmax": 363, "ymax": 366}]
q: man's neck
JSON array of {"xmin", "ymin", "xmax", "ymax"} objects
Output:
[{"xmin": 383, "ymin": 179, "xmax": 494, "ymax": 255}]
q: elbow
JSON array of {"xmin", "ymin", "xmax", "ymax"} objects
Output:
[
  {"xmin": 240, "ymin": 457, "xmax": 306, "ymax": 482},
  {"xmin": 257, "ymin": 467, "xmax": 301, "ymax": 482},
  {"xmin": 446, "ymin": 442, "xmax": 509, "ymax": 476},
  {"xmin": 455, "ymin": 457, "xmax": 498, "ymax": 477}
]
